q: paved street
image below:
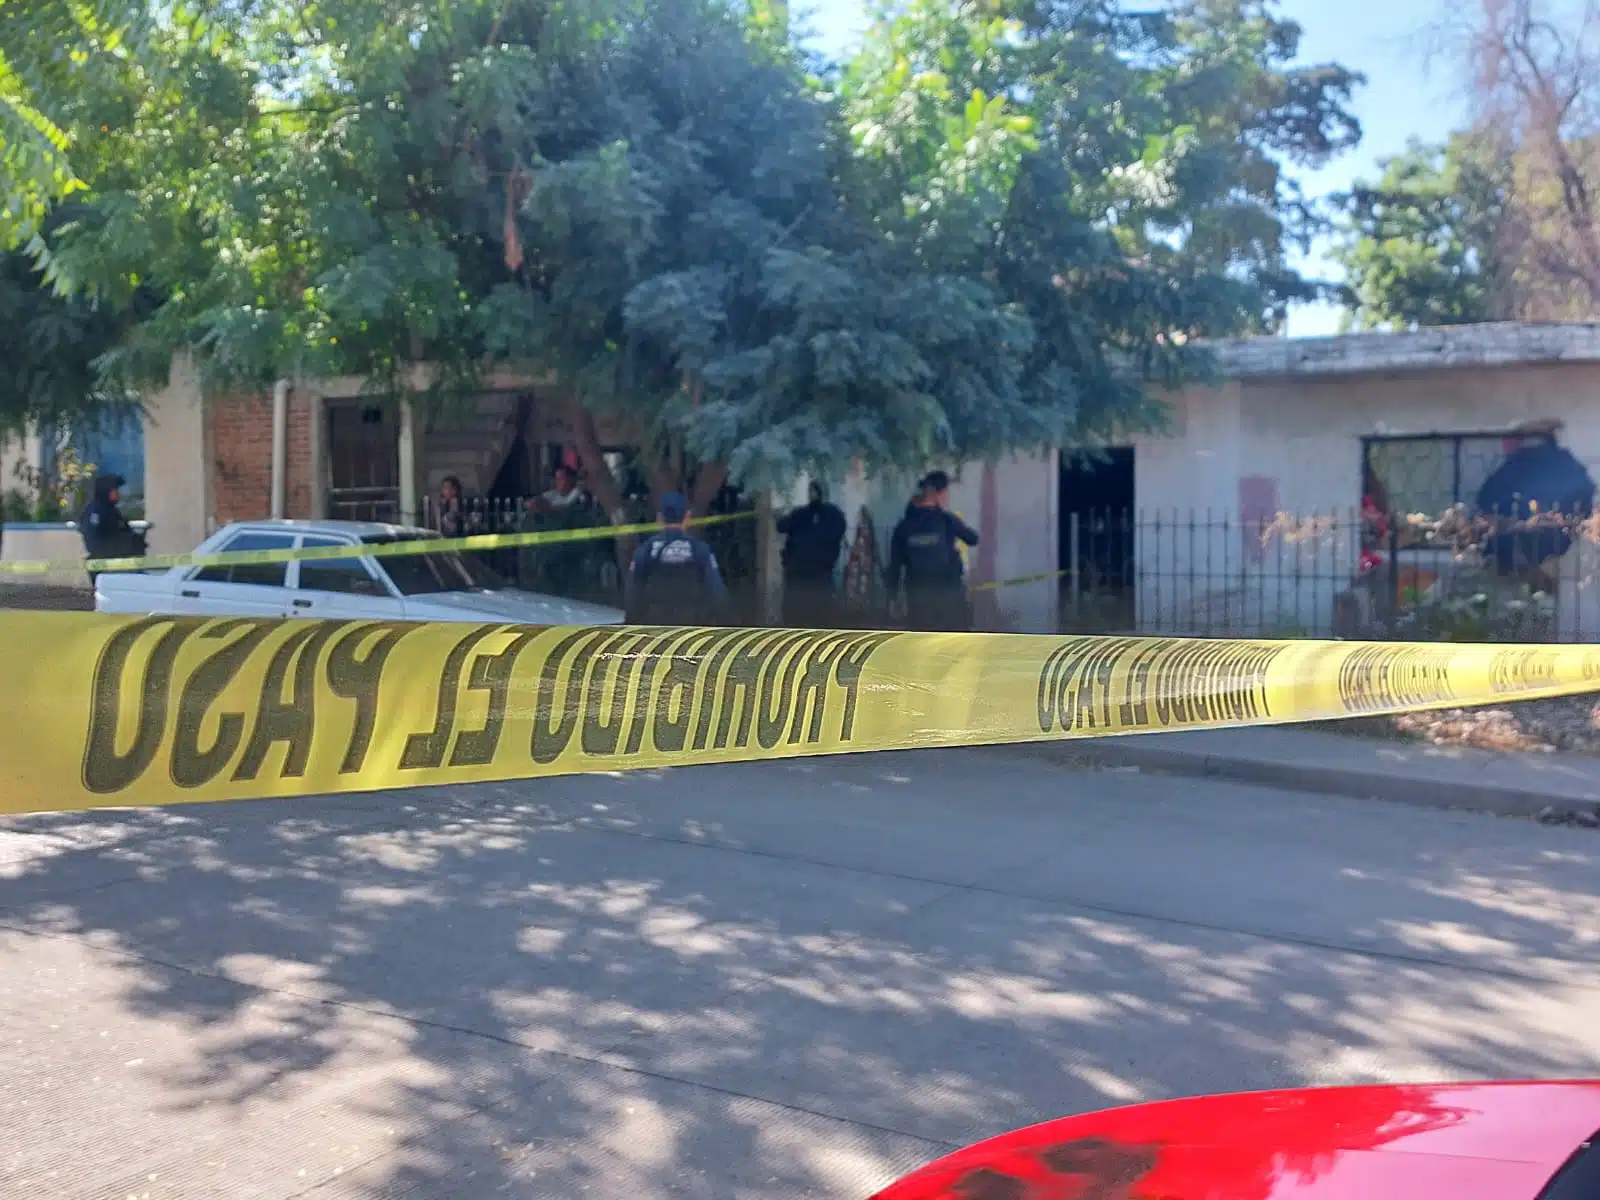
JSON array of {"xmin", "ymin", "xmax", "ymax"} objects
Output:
[{"xmin": 3, "ymin": 748, "xmax": 1600, "ymax": 1198}]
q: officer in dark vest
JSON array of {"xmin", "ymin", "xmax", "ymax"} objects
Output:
[
  {"xmin": 625, "ymin": 491, "xmax": 729, "ymax": 625},
  {"xmin": 78, "ymin": 473, "xmax": 146, "ymax": 580},
  {"xmin": 888, "ymin": 470, "xmax": 979, "ymax": 631}
]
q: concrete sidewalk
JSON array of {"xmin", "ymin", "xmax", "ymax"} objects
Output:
[{"xmin": 1032, "ymin": 725, "xmax": 1600, "ymax": 821}]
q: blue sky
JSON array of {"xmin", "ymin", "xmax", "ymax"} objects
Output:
[{"xmin": 800, "ymin": 0, "xmax": 1462, "ymax": 338}]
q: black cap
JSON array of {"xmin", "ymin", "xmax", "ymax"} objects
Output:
[
  {"xmin": 660, "ymin": 491, "xmax": 688, "ymax": 523},
  {"xmin": 921, "ymin": 470, "xmax": 950, "ymax": 492}
]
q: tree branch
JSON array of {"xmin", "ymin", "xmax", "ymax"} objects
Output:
[
  {"xmin": 566, "ymin": 398, "xmax": 625, "ymax": 519},
  {"xmin": 486, "ymin": 0, "xmax": 515, "ymax": 47},
  {"xmin": 565, "ymin": 397, "xmax": 636, "ymax": 571},
  {"xmin": 1463, "ymin": 0, "xmax": 1600, "ymax": 313},
  {"xmin": 690, "ymin": 461, "xmax": 728, "ymax": 514}
]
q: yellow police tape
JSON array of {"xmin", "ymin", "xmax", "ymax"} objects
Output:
[
  {"xmin": 971, "ymin": 567, "xmax": 1068, "ymax": 592},
  {"xmin": 0, "ymin": 511, "xmax": 756, "ymax": 576},
  {"xmin": 4, "ymin": 612, "xmax": 1600, "ymax": 817}
]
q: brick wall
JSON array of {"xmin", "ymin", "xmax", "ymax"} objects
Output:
[{"xmin": 207, "ymin": 390, "xmax": 315, "ymax": 524}]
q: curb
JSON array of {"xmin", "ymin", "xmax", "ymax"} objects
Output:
[{"xmin": 1016, "ymin": 738, "xmax": 1600, "ymax": 823}]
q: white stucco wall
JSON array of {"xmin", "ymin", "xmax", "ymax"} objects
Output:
[
  {"xmin": 1129, "ymin": 361, "xmax": 1600, "ymax": 638},
  {"xmin": 0, "ymin": 425, "xmax": 43, "ymax": 501},
  {"xmin": 1132, "ymin": 382, "xmax": 1241, "ymax": 516},
  {"xmin": 1129, "ymin": 381, "xmax": 1314, "ymax": 633},
  {"xmin": 141, "ymin": 354, "xmax": 210, "ymax": 554},
  {"xmin": 975, "ymin": 453, "xmax": 1057, "ymax": 632},
  {"xmin": 0, "ymin": 523, "xmax": 89, "ymax": 586},
  {"xmin": 834, "ymin": 452, "xmax": 1058, "ymax": 632}
]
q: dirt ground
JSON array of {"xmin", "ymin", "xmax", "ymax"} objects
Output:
[
  {"xmin": 1328, "ymin": 696, "xmax": 1600, "ymax": 756},
  {"xmin": 0, "ymin": 584, "xmax": 94, "ymax": 612}
]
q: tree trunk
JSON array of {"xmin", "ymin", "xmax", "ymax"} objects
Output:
[
  {"xmin": 566, "ymin": 402, "xmax": 623, "ymax": 514},
  {"xmin": 564, "ymin": 398, "xmax": 732, "ymax": 563},
  {"xmin": 565, "ymin": 400, "xmax": 634, "ymax": 574},
  {"xmin": 689, "ymin": 462, "xmax": 728, "ymax": 517}
]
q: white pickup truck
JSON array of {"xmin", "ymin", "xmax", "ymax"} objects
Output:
[{"xmin": 93, "ymin": 519, "xmax": 625, "ymax": 625}]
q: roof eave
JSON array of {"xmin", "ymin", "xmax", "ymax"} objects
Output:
[{"xmin": 1202, "ymin": 322, "xmax": 1600, "ymax": 380}]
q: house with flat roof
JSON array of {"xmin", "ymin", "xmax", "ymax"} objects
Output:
[
  {"xmin": 835, "ymin": 322, "xmax": 1600, "ymax": 638},
  {"xmin": 1122, "ymin": 322, "xmax": 1600, "ymax": 640},
  {"xmin": 16, "ymin": 323, "xmax": 1600, "ymax": 637}
]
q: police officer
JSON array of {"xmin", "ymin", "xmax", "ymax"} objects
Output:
[
  {"xmin": 776, "ymin": 480, "xmax": 847, "ymax": 627},
  {"xmin": 78, "ymin": 473, "xmax": 146, "ymax": 579},
  {"xmin": 625, "ymin": 491, "xmax": 729, "ymax": 624},
  {"xmin": 888, "ymin": 470, "xmax": 979, "ymax": 631}
]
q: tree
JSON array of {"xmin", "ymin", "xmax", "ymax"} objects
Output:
[
  {"xmin": 838, "ymin": 0, "xmax": 1365, "ymax": 339},
  {"xmin": 1331, "ymin": 134, "xmax": 1511, "ymax": 330},
  {"xmin": 23, "ymin": 0, "xmax": 1366, "ymax": 512},
  {"xmin": 36, "ymin": 0, "xmax": 874, "ymax": 505},
  {"xmin": 0, "ymin": 0, "xmax": 158, "ymax": 258},
  {"xmin": 1431, "ymin": 0, "xmax": 1600, "ymax": 317},
  {"xmin": 0, "ymin": 243, "xmax": 147, "ymax": 432},
  {"xmin": 469, "ymin": 0, "xmax": 988, "ymax": 505},
  {"xmin": 1331, "ymin": 0, "xmax": 1600, "ymax": 327},
  {"xmin": 0, "ymin": 1, "xmax": 264, "ymax": 431}
]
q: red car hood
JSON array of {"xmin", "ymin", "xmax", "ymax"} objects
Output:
[{"xmin": 871, "ymin": 1081, "xmax": 1600, "ymax": 1200}]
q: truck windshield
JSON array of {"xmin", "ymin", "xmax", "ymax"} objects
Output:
[{"xmin": 363, "ymin": 535, "xmax": 508, "ymax": 595}]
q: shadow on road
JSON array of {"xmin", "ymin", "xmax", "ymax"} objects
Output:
[{"xmin": 1, "ymin": 748, "xmax": 1598, "ymax": 1198}]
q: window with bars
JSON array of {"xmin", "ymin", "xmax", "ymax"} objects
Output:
[{"xmin": 1361, "ymin": 432, "xmax": 1555, "ymax": 517}]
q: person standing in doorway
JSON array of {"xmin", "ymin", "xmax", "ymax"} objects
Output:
[
  {"xmin": 626, "ymin": 492, "xmax": 729, "ymax": 625},
  {"xmin": 777, "ymin": 480, "xmax": 847, "ymax": 627},
  {"xmin": 888, "ymin": 470, "xmax": 979, "ymax": 631},
  {"xmin": 536, "ymin": 464, "xmax": 587, "ymax": 513}
]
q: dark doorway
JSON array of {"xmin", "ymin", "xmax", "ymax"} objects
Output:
[
  {"xmin": 327, "ymin": 401, "xmax": 399, "ymax": 521},
  {"xmin": 1059, "ymin": 447, "xmax": 1136, "ymax": 631},
  {"xmin": 486, "ymin": 435, "xmax": 533, "ymax": 505}
]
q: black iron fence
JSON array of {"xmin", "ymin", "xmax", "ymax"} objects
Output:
[
  {"xmin": 1052, "ymin": 506, "xmax": 1600, "ymax": 642},
  {"xmin": 406, "ymin": 497, "xmax": 1600, "ymax": 642}
]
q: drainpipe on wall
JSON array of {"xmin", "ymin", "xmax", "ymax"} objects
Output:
[
  {"xmin": 269, "ymin": 379, "xmax": 290, "ymax": 519},
  {"xmin": 306, "ymin": 390, "xmax": 327, "ymax": 519},
  {"xmin": 397, "ymin": 397, "xmax": 418, "ymax": 526}
]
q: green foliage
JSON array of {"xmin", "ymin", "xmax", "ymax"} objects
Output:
[
  {"xmin": 0, "ymin": 488, "xmax": 33, "ymax": 523},
  {"xmin": 0, "ymin": 0, "xmax": 267, "ymax": 425},
  {"xmin": 839, "ymin": 0, "xmax": 1365, "ymax": 334},
  {"xmin": 3, "ymin": 441, "xmax": 98, "ymax": 521},
  {"xmin": 0, "ymin": 78, "xmax": 74, "ymax": 254},
  {"xmin": 0, "ymin": 0, "xmax": 160, "ymax": 257},
  {"xmin": 0, "ymin": 242, "xmax": 147, "ymax": 429},
  {"xmin": 6, "ymin": 0, "xmax": 1365, "ymax": 494},
  {"xmin": 1332, "ymin": 134, "xmax": 1511, "ymax": 330},
  {"xmin": 1401, "ymin": 578, "xmax": 1555, "ymax": 643}
]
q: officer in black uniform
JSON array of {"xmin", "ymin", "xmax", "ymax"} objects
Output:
[
  {"xmin": 625, "ymin": 491, "xmax": 729, "ymax": 625},
  {"xmin": 78, "ymin": 473, "xmax": 146, "ymax": 580},
  {"xmin": 776, "ymin": 480, "xmax": 847, "ymax": 626},
  {"xmin": 887, "ymin": 470, "xmax": 979, "ymax": 631}
]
